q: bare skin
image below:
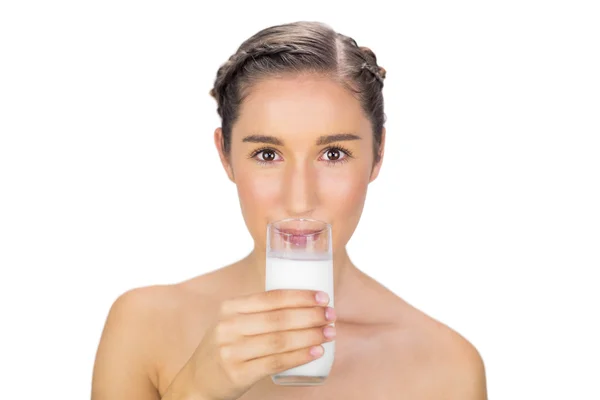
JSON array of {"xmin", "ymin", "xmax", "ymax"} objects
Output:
[
  {"xmin": 92, "ymin": 255, "xmax": 486, "ymax": 399},
  {"xmin": 91, "ymin": 74, "xmax": 487, "ymax": 399}
]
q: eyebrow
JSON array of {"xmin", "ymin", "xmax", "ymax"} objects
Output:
[
  {"xmin": 315, "ymin": 133, "xmax": 361, "ymax": 145},
  {"xmin": 242, "ymin": 133, "xmax": 361, "ymax": 146},
  {"xmin": 242, "ymin": 135, "xmax": 284, "ymax": 146}
]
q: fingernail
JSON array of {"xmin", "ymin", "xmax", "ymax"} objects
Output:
[
  {"xmin": 310, "ymin": 346, "xmax": 324, "ymax": 357},
  {"xmin": 316, "ymin": 291, "xmax": 330, "ymax": 305},
  {"xmin": 323, "ymin": 326, "xmax": 336, "ymax": 339},
  {"xmin": 325, "ymin": 307, "xmax": 336, "ymax": 321}
]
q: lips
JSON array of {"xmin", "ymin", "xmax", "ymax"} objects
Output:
[
  {"xmin": 280, "ymin": 230, "xmax": 322, "ymax": 246},
  {"xmin": 287, "ymin": 235, "xmax": 308, "ymax": 246}
]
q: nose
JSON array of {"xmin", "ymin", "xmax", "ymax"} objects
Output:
[{"xmin": 283, "ymin": 158, "xmax": 318, "ymax": 217}]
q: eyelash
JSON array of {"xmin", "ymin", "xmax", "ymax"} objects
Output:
[{"xmin": 249, "ymin": 145, "xmax": 354, "ymax": 166}]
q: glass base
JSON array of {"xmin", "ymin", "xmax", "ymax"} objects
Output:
[{"xmin": 271, "ymin": 375, "xmax": 327, "ymax": 386}]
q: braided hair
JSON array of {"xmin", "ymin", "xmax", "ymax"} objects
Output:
[{"xmin": 209, "ymin": 21, "xmax": 386, "ymax": 163}]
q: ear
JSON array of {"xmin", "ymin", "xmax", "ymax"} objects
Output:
[
  {"xmin": 369, "ymin": 126, "xmax": 386, "ymax": 183},
  {"xmin": 214, "ymin": 127, "xmax": 235, "ymax": 182}
]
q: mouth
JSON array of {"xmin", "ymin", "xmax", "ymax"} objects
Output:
[
  {"xmin": 279, "ymin": 229, "xmax": 322, "ymax": 246},
  {"xmin": 268, "ymin": 218, "xmax": 330, "ymax": 248}
]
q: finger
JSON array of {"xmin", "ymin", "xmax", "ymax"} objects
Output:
[
  {"xmin": 236, "ymin": 325, "xmax": 335, "ymax": 361},
  {"xmin": 244, "ymin": 345, "xmax": 326, "ymax": 381},
  {"xmin": 234, "ymin": 306, "xmax": 335, "ymax": 336},
  {"xmin": 222, "ymin": 289, "xmax": 331, "ymax": 315}
]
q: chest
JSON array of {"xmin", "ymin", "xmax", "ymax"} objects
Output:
[
  {"xmin": 238, "ymin": 347, "xmax": 439, "ymax": 400},
  {"xmin": 158, "ymin": 323, "xmax": 407, "ymax": 399},
  {"xmin": 237, "ymin": 356, "xmax": 397, "ymax": 400}
]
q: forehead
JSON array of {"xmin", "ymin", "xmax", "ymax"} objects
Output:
[{"xmin": 234, "ymin": 74, "xmax": 371, "ymax": 139}]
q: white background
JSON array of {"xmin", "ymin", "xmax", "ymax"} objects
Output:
[{"xmin": 1, "ymin": 0, "xmax": 598, "ymax": 398}]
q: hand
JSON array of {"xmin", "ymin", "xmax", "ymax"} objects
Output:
[{"xmin": 165, "ymin": 289, "xmax": 336, "ymax": 400}]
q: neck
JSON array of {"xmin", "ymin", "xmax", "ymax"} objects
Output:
[{"xmin": 238, "ymin": 246, "xmax": 356, "ymax": 295}]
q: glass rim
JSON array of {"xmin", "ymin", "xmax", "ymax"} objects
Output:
[{"xmin": 268, "ymin": 217, "xmax": 331, "ymax": 237}]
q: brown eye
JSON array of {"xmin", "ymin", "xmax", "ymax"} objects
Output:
[
  {"xmin": 326, "ymin": 149, "xmax": 340, "ymax": 161},
  {"xmin": 320, "ymin": 147, "xmax": 351, "ymax": 164},
  {"xmin": 250, "ymin": 147, "xmax": 282, "ymax": 164},
  {"xmin": 261, "ymin": 150, "xmax": 276, "ymax": 161}
]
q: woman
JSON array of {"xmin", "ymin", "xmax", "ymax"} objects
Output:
[{"xmin": 91, "ymin": 21, "xmax": 487, "ymax": 399}]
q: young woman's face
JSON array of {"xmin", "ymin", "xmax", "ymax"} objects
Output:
[{"xmin": 215, "ymin": 74, "xmax": 384, "ymax": 256}]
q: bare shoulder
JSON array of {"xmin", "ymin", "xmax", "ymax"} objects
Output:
[
  {"xmin": 386, "ymin": 296, "xmax": 487, "ymax": 399},
  {"xmin": 414, "ymin": 314, "xmax": 487, "ymax": 399},
  {"xmin": 92, "ymin": 279, "xmax": 219, "ymax": 400},
  {"xmin": 108, "ymin": 284, "xmax": 181, "ymax": 317},
  {"xmin": 92, "ymin": 284, "xmax": 178, "ymax": 399},
  {"xmin": 100, "ymin": 283, "xmax": 197, "ymax": 336},
  {"xmin": 101, "ymin": 265, "xmax": 238, "ymax": 325},
  {"xmin": 99, "ymin": 274, "xmax": 229, "ymax": 347},
  {"xmin": 354, "ymin": 271, "xmax": 486, "ymax": 399}
]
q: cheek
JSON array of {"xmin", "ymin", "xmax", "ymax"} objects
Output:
[
  {"xmin": 317, "ymin": 170, "xmax": 368, "ymax": 212},
  {"xmin": 316, "ymin": 166, "xmax": 370, "ymax": 246},
  {"xmin": 236, "ymin": 172, "xmax": 281, "ymax": 211},
  {"xmin": 234, "ymin": 168, "xmax": 282, "ymax": 242}
]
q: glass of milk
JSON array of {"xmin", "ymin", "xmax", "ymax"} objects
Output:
[{"xmin": 265, "ymin": 217, "xmax": 334, "ymax": 386}]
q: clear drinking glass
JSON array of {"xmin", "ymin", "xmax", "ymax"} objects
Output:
[{"xmin": 265, "ymin": 217, "xmax": 335, "ymax": 386}]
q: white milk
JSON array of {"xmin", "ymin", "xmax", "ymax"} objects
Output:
[{"xmin": 265, "ymin": 253, "xmax": 335, "ymax": 378}]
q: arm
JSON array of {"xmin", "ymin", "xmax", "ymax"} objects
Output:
[
  {"xmin": 91, "ymin": 288, "xmax": 160, "ymax": 400},
  {"xmin": 451, "ymin": 339, "xmax": 488, "ymax": 400}
]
